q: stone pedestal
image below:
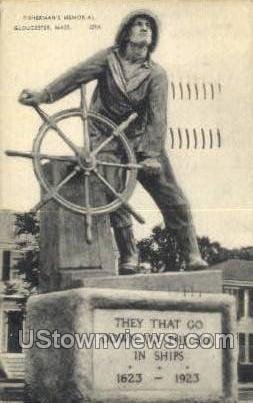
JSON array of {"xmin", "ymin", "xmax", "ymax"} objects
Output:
[
  {"xmin": 74, "ymin": 268, "xmax": 223, "ymax": 294},
  {"xmin": 25, "ymin": 272, "xmax": 238, "ymax": 403},
  {"xmin": 39, "ymin": 162, "xmax": 116, "ymax": 293}
]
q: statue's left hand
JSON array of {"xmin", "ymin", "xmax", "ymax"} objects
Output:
[
  {"xmin": 18, "ymin": 89, "xmax": 49, "ymax": 106},
  {"xmin": 139, "ymin": 158, "xmax": 161, "ymax": 175}
]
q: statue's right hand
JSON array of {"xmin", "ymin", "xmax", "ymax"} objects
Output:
[{"xmin": 18, "ymin": 89, "xmax": 45, "ymax": 106}]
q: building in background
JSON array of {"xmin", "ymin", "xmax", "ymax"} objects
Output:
[
  {"xmin": 214, "ymin": 259, "xmax": 253, "ymax": 401},
  {"xmin": 0, "ymin": 210, "xmax": 25, "ymax": 402}
]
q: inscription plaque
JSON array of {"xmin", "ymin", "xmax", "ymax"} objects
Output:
[{"xmin": 93, "ymin": 309, "xmax": 223, "ymax": 399}]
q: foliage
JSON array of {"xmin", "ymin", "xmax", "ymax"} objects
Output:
[
  {"xmin": 137, "ymin": 225, "xmax": 253, "ymax": 272},
  {"xmin": 137, "ymin": 226, "xmax": 184, "ymax": 272},
  {"xmin": 9, "ymin": 213, "xmax": 253, "ymax": 285},
  {"xmin": 11, "ymin": 212, "xmax": 40, "ymax": 292}
]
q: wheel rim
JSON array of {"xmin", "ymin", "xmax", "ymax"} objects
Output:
[{"xmin": 32, "ymin": 108, "xmax": 138, "ymax": 215}]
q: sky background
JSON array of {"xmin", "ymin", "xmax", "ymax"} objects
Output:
[{"xmin": 0, "ymin": 0, "xmax": 253, "ymax": 248}]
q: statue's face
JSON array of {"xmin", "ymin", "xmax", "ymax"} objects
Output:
[{"xmin": 128, "ymin": 17, "xmax": 152, "ymax": 46}]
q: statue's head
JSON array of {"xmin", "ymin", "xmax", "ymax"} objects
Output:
[{"xmin": 115, "ymin": 10, "xmax": 159, "ymax": 54}]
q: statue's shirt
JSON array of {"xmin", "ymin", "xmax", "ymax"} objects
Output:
[{"xmin": 45, "ymin": 47, "xmax": 168, "ymax": 158}]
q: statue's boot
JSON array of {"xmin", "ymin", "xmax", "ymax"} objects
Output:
[
  {"xmin": 187, "ymin": 255, "xmax": 208, "ymax": 270},
  {"xmin": 175, "ymin": 225, "xmax": 208, "ymax": 271},
  {"xmin": 113, "ymin": 225, "xmax": 139, "ymax": 275}
]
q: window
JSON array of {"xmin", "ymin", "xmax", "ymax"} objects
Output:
[
  {"xmin": 249, "ymin": 334, "xmax": 253, "ymax": 363},
  {"xmin": 238, "ymin": 289, "xmax": 245, "ymax": 318},
  {"xmin": 238, "ymin": 333, "xmax": 253, "ymax": 364},
  {"xmin": 249, "ymin": 289, "xmax": 253, "ymax": 318},
  {"xmin": 2, "ymin": 250, "xmax": 11, "ymax": 281},
  {"xmin": 239, "ymin": 333, "xmax": 246, "ymax": 363},
  {"xmin": 10, "ymin": 250, "xmax": 20, "ymax": 277},
  {"xmin": 224, "ymin": 287, "xmax": 244, "ymax": 319},
  {"xmin": 6, "ymin": 311, "xmax": 23, "ymax": 353}
]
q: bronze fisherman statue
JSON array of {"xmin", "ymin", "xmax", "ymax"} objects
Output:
[{"xmin": 19, "ymin": 10, "xmax": 208, "ymax": 274}]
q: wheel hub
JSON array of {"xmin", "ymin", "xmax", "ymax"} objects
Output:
[{"xmin": 78, "ymin": 151, "xmax": 96, "ymax": 171}]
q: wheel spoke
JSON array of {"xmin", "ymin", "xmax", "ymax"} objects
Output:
[
  {"xmin": 39, "ymin": 154, "xmax": 77, "ymax": 162},
  {"xmin": 97, "ymin": 160, "xmax": 142, "ymax": 170},
  {"xmin": 85, "ymin": 214, "xmax": 92, "ymax": 244},
  {"xmin": 6, "ymin": 150, "xmax": 35, "ymax": 159},
  {"xmin": 84, "ymin": 172, "xmax": 93, "ymax": 243},
  {"xmin": 6, "ymin": 150, "xmax": 77, "ymax": 162},
  {"xmin": 91, "ymin": 113, "xmax": 138, "ymax": 157},
  {"xmin": 33, "ymin": 105, "xmax": 81, "ymax": 156},
  {"xmin": 93, "ymin": 169, "xmax": 145, "ymax": 224},
  {"xmin": 80, "ymin": 85, "xmax": 91, "ymax": 154},
  {"xmin": 91, "ymin": 135, "xmax": 115, "ymax": 156},
  {"xmin": 84, "ymin": 173, "xmax": 91, "ymax": 210},
  {"xmin": 31, "ymin": 166, "xmax": 80, "ymax": 213}
]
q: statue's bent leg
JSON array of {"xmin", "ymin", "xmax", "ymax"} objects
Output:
[
  {"xmin": 137, "ymin": 151, "xmax": 207, "ymax": 270},
  {"xmin": 99, "ymin": 151, "xmax": 139, "ymax": 274}
]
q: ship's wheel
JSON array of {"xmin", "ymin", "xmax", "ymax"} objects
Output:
[{"xmin": 6, "ymin": 85, "xmax": 145, "ymax": 242}]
